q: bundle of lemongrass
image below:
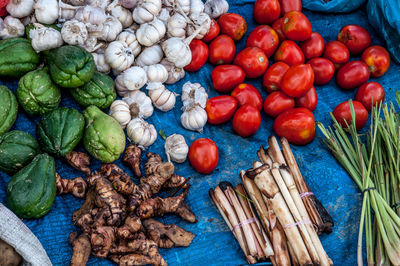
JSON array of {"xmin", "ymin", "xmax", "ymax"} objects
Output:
[
  {"xmin": 210, "ymin": 136, "xmax": 333, "ymax": 265},
  {"xmin": 318, "ymin": 97, "xmax": 400, "ymax": 266}
]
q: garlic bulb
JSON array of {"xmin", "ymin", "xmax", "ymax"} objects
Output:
[
  {"xmin": 181, "ymin": 81, "xmax": 208, "ymax": 108},
  {"xmin": 119, "ymin": 0, "xmax": 137, "ymax": 9},
  {"xmin": 82, "ymin": 35, "xmax": 104, "ymax": 52},
  {"xmin": 29, "ymin": 24, "xmax": 63, "ymax": 52},
  {"xmin": 135, "ymin": 44, "xmax": 163, "ymax": 67},
  {"xmin": 122, "ymin": 90, "xmax": 153, "ymax": 119},
  {"xmin": 86, "ymin": 0, "xmax": 110, "ymax": 9},
  {"xmin": 157, "ymin": 8, "xmax": 170, "ymax": 26},
  {"xmin": 106, "ymin": 0, "xmax": 133, "ymax": 28},
  {"xmin": 116, "ymin": 66, "xmax": 148, "ymax": 94},
  {"xmin": 165, "ymin": 134, "xmax": 188, "ymax": 163},
  {"xmin": 204, "ymin": 0, "xmax": 229, "ymax": 19},
  {"xmin": 132, "ymin": 0, "xmax": 162, "ymax": 24},
  {"xmin": 59, "ymin": 2, "xmax": 80, "ymax": 22},
  {"xmin": 92, "ymin": 52, "xmax": 111, "ymax": 73},
  {"xmin": 164, "ymin": 0, "xmax": 190, "ymax": 14},
  {"xmin": 147, "ymin": 82, "xmax": 176, "ymax": 112},
  {"xmin": 180, "ymin": 105, "xmax": 207, "ymax": 132},
  {"xmin": 127, "ymin": 118, "xmax": 157, "ymax": 147},
  {"xmin": 167, "ymin": 13, "xmax": 186, "ymax": 39},
  {"xmin": 161, "ymin": 37, "xmax": 191, "ymax": 68},
  {"xmin": 75, "ymin": 6, "xmax": 107, "ymax": 33},
  {"xmin": 0, "ymin": 16, "xmax": 25, "ymax": 39},
  {"xmin": 136, "ymin": 18, "xmax": 166, "ymax": 46},
  {"xmin": 189, "ymin": 0, "xmax": 205, "ymax": 17},
  {"xmin": 34, "ymin": 0, "xmax": 58, "ymax": 24},
  {"xmin": 6, "ymin": 0, "xmax": 34, "ymax": 18},
  {"xmin": 144, "ymin": 64, "xmax": 168, "ymax": 83},
  {"xmin": 117, "ymin": 29, "xmax": 141, "ymax": 57},
  {"xmin": 66, "ymin": 0, "xmax": 85, "ymax": 6},
  {"xmin": 160, "ymin": 59, "xmax": 185, "ymax": 84},
  {"xmin": 110, "ymin": 100, "xmax": 131, "ymax": 129},
  {"xmin": 186, "ymin": 12, "xmax": 211, "ymax": 39},
  {"xmin": 105, "ymin": 40, "xmax": 135, "ymax": 71},
  {"xmin": 100, "ymin": 15, "xmax": 123, "ymax": 42},
  {"xmin": 61, "ymin": 19, "xmax": 88, "ymax": 45}
]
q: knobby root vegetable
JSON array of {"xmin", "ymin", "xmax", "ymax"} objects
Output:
[
  {"xmin": 69, "ymin": 232, "xmax": 91, "ymax": 266},
  {"xmin": 90, "ymin": 226, "xmax": 116, "ymax": 257},
  {"xmin": 56, "ymin": 173, "xmax": 88, "ymax": 198},
  {"xmin": 122, "ymin": 144, "xmax": 142, "ymax": 177},
  {"xmin": 66, "ymin": 151, "xmax": 91, "ymax": 175},
  {"xmin": 0, "ymin": 239, "xmax": 22, "ymax": 266},
  {"xmin": 117, "ymin": 213, "xmax": 142, "ymax": 239}
]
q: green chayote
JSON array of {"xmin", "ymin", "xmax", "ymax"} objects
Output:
[{"xmin": 0, "ymin": 85, "xmax": 18, "ymax": 136}]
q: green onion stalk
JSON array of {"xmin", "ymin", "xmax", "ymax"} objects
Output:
[{"xmin": 318, "ymin": 98, "xmax": 400, "ymax": 266}]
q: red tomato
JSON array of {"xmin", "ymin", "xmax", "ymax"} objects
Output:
[
  {"xmin": 0, "ymin": 0, "xmax": 8, "ymax": 8},
  {"xmin": 202, "ymin": 19, "xmax": 220, "ymax": 42},
  {"xmin": 263, "ymin": 62, "xmax": 290, "ymax": 93},
  {"xmin": 281, "ymin": 11, "xmax": 312, "ymax": 41},
  {"xmin": 253, "ymin": 0, "xmax": 281, "ymax": 25},
  {"xmin": 333, "ymin": 101, "xmax": 368, "ymax": 130},
  {"xmin": 234, "ymin": 47, "xmax": 269, "ymax": 78},
  {"xmin": 232, "ymin": 105, "xmax": 261, "ymax": 137},
  {"xmin": 337, "ymin": 25, "xmax": 371, "ymax": 55},
  {"xmin": 231, "ymin": 83, "xmax": 263, "ymax": 111},
  {"xmin": 188, "ymin": 138, "xmax": 219, "ymax": 174},
  {"xmin": 355, "ymin": 82, "xmax": 385, "ymax": 112},
  {"xmin": 273, "ymin": 108, "xmax": 316, "ymax": 145},
  {"xmin": 279, "ymin": 0, "xmax": 302, "ymax": 15},
  {"xmin": 263, "ymin": 91, "xmax": 295, "ymax": 117},
  {"xmin": 336, "ymin": 61, "xmax": 370, "ymax": 90},
  {"xmin": 361, "ymin": 45, "xmax": 391, "ymax": 78},
  {"xmin": 308, "ymin": 58, "xmax": 335, "ymax": 85},
  {"xmin": 184, "ymin": 40, "xmax": 209, "ymax": 72},
  {"xmin": 274, "ymin": 40, "xmax": 305, "ymax": 66},
  {"xmin": 0, "ymin": 7, "xmax": 6, "ymax": 16},
  {"xmin": 205, "ymin": 95, "xmax": 238, "ymax": 124},
  {"xmin": 295, "ymin": 86, "xmax": 317, "ymax": 111},
  {"xmin": 300, "ymin": 32, "xmax": 325, "ymax": 59},
  {"xmin": 246, "ymin": 25, "xmax": 279, "ymax": 58},
  {"xmin": 211, "ymin": 65, "xmax": 246, "ymax": 93},
  {"xmin": 218, "ymin": 13, "xmax": 247, "ymax": 41},
  {"xmin": 209, "ymin": 35, "xmax": 236, "ymax": 65},
  {"xmin": 323, "ymin": 41, "xmax": 350, "ymax": 69},
  {"xmin": 272, "ymin": 18, "xmax": 286, "ymax": 41},
  {"xmin": 281, "ymin": 64, "xmax": 314, "ymax": 97}
]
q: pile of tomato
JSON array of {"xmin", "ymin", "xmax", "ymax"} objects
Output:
[{"xmin": 0, "ymin": 0, "xmax": 8, "ymax": 16}]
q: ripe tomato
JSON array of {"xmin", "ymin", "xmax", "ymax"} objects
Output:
[
  {"xmin": 209, "ymin": 35, "xmax": 236, "ymax": 65},
  {"xmin": 337, "ymin": 25, "xmax": 371, "ymax": 55},
  {"xmin": 246, "ymin": 25, "xmax": 279, "ymax": 58},
  {"xmin": 355, "ymin": 82, "xmax": 385, "ymax": 112},
  {"xmin": 218, "ymin": 13, "xmax": 247, "ymax": 41},
  {"xmin": 336, "ymin": 61, "xmax": 370, "ymax": 90},
  {"xmin": 279, "ymin": 0, "xmax": 302, "ymax": 15},
  {"xmin": 253, "ymin": 0, "xmax": 281, "ymax": 25},
  {"xmin": 231, "ymin": 83, "xmax": 263, "ymax": 111},
  {"xmin": 281, "ymin": 64, "xmax": 314, "ymax": 97},
  {"xmin": 300, "ymin": 32, "xmax": 325, "ymax": 59},
  {"xmin": 332, "ymin": 100, "xmax": 368, "ymax": 130},
  {"xmin": 263, "ymin": 62, "xmax": 290, "ymax": 93},
  {"xmin": 184, "ymin": 40, "xmax": 209, "ymax": 72},
  {"xmin": 274, "ymin": 40, "xmax": 305, "ymax": 66},
  {"xmin": 263, "ymin": 91, "xmax": 295, "ymax": 117},
  {"xmin": 361, "ymin": 45, "xmax": 391, "ymax": 78},
  {"xmin": 308, "ymin": 58, "xmax": 335, "ymax": 85},
  {"xmin": 272, "ymin": 18, "xmax": 286, "ymax": 41},
  {"xmin": 202, "ymin": 19, "xmax": 220, "ymax": 42},
  {"xmin": 0, "ymin": 6, "xmax": 6, "ymax": 16},
  {"xmin": 211, "ymin": 65, "xmax": 246, "ymax": 93},
  {"xmin": 323, "ymin": 41, "xmax": 350, "ymax": 69},
  {"xmin": 205, "ymin": 95, "xmax": 238, "ymax": 124},
  {"xmin": 295, "ymin": 86, "xmax": 317, "ymax": 111},
  {"xmin": 232, "ymin": 105, "xmax": 261, "ymax": 137},
  {"xmin": 234, "ymin": 47, "xmax": 269, "ymax": 78},
  {"xmin": 281, "ymin": 11, "xmax": 312, "ymax": 41},
  {"xmin": 273, "ymin": 108, "xmax": 316, "ymax": 145},
  {"xmin": 188, "ymin": 138, "xmax": 219, "ymax": 174}
]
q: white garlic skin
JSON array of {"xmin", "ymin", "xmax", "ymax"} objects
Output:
[
  {"xmin": 135, "ymin": 44, "xmax": 163, "ymax": 67},
  {"xmin": 86, "ymin": 0, "xmax": 110, "ymax": 9},
  {"xmin": 75, "ymin": 6, "xmax": 107, "ymax": 33},
  {"xmin": 119, "ymin": 0, "xmax": 137, "ymax": 9},
  {"xmin": 180, "ymin": 105, "xmax": 207, "ymax": 132},
  {"xmin": 127, "ymin": 118, "xmax": 157, "ymax": 147},
  {"xmin": 161, "ymin": 37, "xmax": 191, "ymax": 68},
  {"xmin": 61, "ymin": 19, "xmax": 88, "ymax": 46},
  {"xmin": 204, "ymin": 0, "xmax": 229, "ymax": 19},
  {"xmin": 132, "ymin": 0, "xmax": 162, "ymax": 24},
  {"xmin": 34, "ymin": 0, "xmax": 59, "ymax": 24},
  {"xmin": 100, "ymin": 15, "xmax": 123, "ymax": 42},
  {"xmin": 160, "ymin": 58, "xmax": 185, "ymax": 84},
  {"xmin": 83, "ymin": 35, "xmax": 104, "ymax": 52},
  {"xmin": 190, "ymin": 0, "xmax": 205, "ymax": 17},
  {"xmin": 109, "ymin": 100, "xmax": 131, "ymax": 129},
  {"xmin": 59, "ymin": 2, "xmax": 79, "ymax": 22},
  {"xmin": 181, "ymin": 81, "xmax": 208, "ymax": 109},
  {"xmin": 30, "ymin": 24, "xmax": 63, "ymax": 52},
  {"xmin": 147, "ymin": 82, "xmax": 176, "ymax": 112},
  {"xmin": 187, "ymin": 12, "xmax": 211, "ymax": 39},
  {"xmin": 167, "ymin": 13, "xmax": 186, "ymax": 39},
  {"xmin": 105, "ymin": 40, "xmax": 135, "ymax": 71},
  {"xmin": 144, "ymin": 64, "xmax": 168, "ymax": 83},
  {"xmin": 106, "ymin": 0, "xmax": 133, "ymax": 28},
  {"xmin": 165, "ymin": 134, "xmax": 188, "ymax": 163},
  {"xmin": 136, "ymin": 18, "xmax": 166, "ymax": 46},
  {"xmin": 6, "ymin": 0, "xmax": 34, "ymax": 18},
  {"xmin": 0, "ymin": 16, "xmax": 25, "ymax": 39},
  {"xmin": 157, "ymin": 8, "xmax": 170, "ymax": 26},
  {"xmin": 92, "ymin": 52, "xmax": 111, "ymax": 73},
  {"xmin": 117, "ymin": 29, "xmax": 141, "ymax": 57},
  {"xmin": 122, "ymin": 90, "xmax": 154, "ymax": 119},
  {"xmin": 119, "ymin": 66, "xmax": 148, "ymax": 91}
]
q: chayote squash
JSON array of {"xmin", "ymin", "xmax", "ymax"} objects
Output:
[
  {"xmin": 0, "ymin": 38, "xmax": 40, "ymax": 78},
  {"xmin": 0, "ymin": 130, "xmax": 40, "ymax": 175},
  {"xmin": 0, "ymin": 85, "xmax": 18, "ymax": 136},
  {"xmin": 45, "ymin": 45, "xmax": 95, "ymax": 88},
  {"xmin": 83, "ymin": 105, "xmax": 126, "ymax": 163},
  {"xmin": 69, "ymin": 72, "xmax": 116, "ymax": 109},
  {"xmin": 16, "ymin": 68, "xmax": 61, "ymax": 116},
  {"xmin": 7, "ymin": 153, "xmax": 56, "ymax": 219},
  {"xmin": 37, "ymin": 107, "xmax": 85, "ymax": 158}
]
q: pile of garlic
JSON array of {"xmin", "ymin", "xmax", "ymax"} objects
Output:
[{"xmin": 180, "ymin": 81, "xmax": 208, "ymax": 132}]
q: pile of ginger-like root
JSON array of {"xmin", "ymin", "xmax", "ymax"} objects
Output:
[{"xmin": 57, "ymin": 144, "xmax": 196, "ymax": 266}]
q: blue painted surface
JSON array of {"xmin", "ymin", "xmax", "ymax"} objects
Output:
[{"xmin": 0, "ymin": 2, "xmax": 397, "ymax": 265}]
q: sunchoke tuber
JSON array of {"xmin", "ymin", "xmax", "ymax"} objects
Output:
[
  {"xmin": 69, "ymin": 232, "xmax": 91, "ymax": 266},
  {"xmin": 123, "ymin": 144, "xmax": 142, "ymax": 177},
  {"xmin": 56, "ymin": 173, "xmax": 88, "ymax": 198},
  {"xmin": 117, "ymin": 213, "xmax": 142, "ymax": 240},
  {"xmin": 66, "ymin": 151, "xmax": 91, "ymax": 175},
  {"xmin": 91, "ymin": 226, "xmax": 116, "ymax": 258}
]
